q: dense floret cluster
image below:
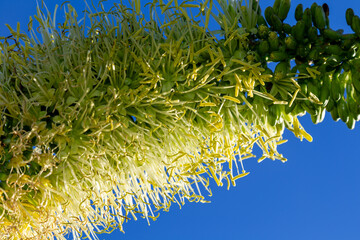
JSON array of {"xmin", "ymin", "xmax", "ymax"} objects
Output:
[{"xmin": 0, "ymin": 0, "xmax": 359, "ymax": 239}]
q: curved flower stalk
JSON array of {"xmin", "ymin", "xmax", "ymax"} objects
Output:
[{"xmin": 0, "ymin": 0, "xmax": 359, "ymax": 239}]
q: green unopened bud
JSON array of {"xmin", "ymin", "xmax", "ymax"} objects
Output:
[
  {"xmin": 257, "ymin": 16, "xmax": 268, "ymax": 27},
  {"xmin": 322, "ymin": 4, "xmax": 329, "ymax": 17},
  {"xmin": 314, "ymin": 6, "xmax": 326, "ymax": 30},
  {"xmin": 342, "ymin": 35, "xmax": 356, "ymax": 50},
  {"xmin": 296, "ymin": 44, "xmax": 310, "ymax": 59},
  {"xmin": 323, "ymin": 29, "xmax": 343, "ymax": 41},
  {"xmin": 285, "ymin": 36, "xmax": 296, "ymax": 50},
  {"xmin": 308, "ymin": 26, "xmax": 318, "ymax": 42},
  {"xmin": 303, "ymin": 8, "xmax": 312, "ymax": 29},
  {"xmin": 274, "ymin": 61, "xmax": 290, "ymax": 80},
  {"xmin": 278, "ymin": 0, "xmax": 291, "ymax": 21},
  {"xmin": 270, "ymin": 51, "xmax": 288, "ymax": 62},
  {"xmin": 268, "ymin": 31, "xmax": 280, "ymax": 50},
  {"xmin": 346, "ymin": 8, "xmax": 354, "ymax": 26},
  {"xmin": 293, "ymin": 20, "xmax": 306, "ymax": 42},
  {"xmin": 233, "ymin": 50, "xmax": 247, "ymax": 60},
  {"xmin": 311, "ymin": 3, "xmax": 319, "ymax": 23},
  {"xmin": 265, "ymin": 6, "xmax": 275, "ymax": 26},
  {"xmin": 308, "ymin": 48, "xmax": 320, "ymax": 61},
  {"xmin": 330, "ymin": 106, "xmax": 340, "ymax": 121},
  {"xmin": 351, "ymin": 15, "xmax": 360, "ymax": 36},
  {"xmin": 270, "ymin": 14, "xmax": 283, "ymax": 32},
  {"xmin": 282, "ymin": 23, "xmax": 292, "ymax": 34},
  {"xmin": 295, "ymin": 4, "xmax": 303, "ymax": 21},
  {"xmin": 326, "ymin": 55, "xmax": 342, "ymax": 68},
  {"xmin": 258, "ymin": 25, "xmax": 270, "ymax": 39},
  {"xmin": 337, "ymin": 98, "xmax": 349, "ymax": 123},
  {"xmin": 346, "ymin": 116, "xmax": 356, "ymax": 129},
  {"xmin": 325, "ymin": 45, "xmax": 344, "ymax": 56},
  {"xmin": 258, "ymin": 40, "xmax": 270, "ymax": 55}
]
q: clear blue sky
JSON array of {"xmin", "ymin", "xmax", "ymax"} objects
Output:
[{"xmin": 1, "ymin": 0, "xmax": 360, "ymax": 239}]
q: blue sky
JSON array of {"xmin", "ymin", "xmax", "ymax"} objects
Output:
[{"xmin": 1, "ymin": 0, "xmax": 360, "ymax": 239}]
